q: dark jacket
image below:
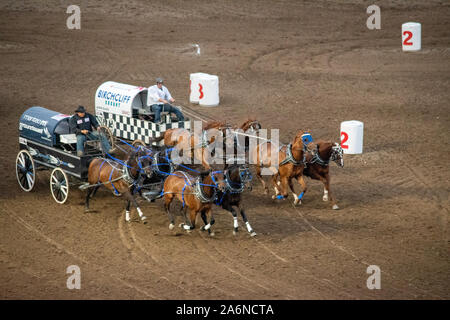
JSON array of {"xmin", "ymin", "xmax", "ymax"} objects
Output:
[{"xmin": 69, "ymin": 113, "xmax": 99, "ymax": 135}]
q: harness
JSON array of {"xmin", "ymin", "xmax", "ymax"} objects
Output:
[
  {"xmin": 279, "ymin": 143, "xmax": 304, "ymax": 166},
  {"xmin": 151, "ymin": 150, "xmax": 174, "ymax": 176},
  {"xmin": 309, "ymin": 147, "xmax": 329, "ymax": 167},
  {"xmin": 215, "ymin": 166, "xmax": 252, "ymax": 205},
  {"xmin": 279, "ymin": 133, "xmax": 315, "ymax": 167},
  {"xmin": 194, "ymin": 177, "xmax": 217, "ymax": 203},
  {"xmin": 224, "ymin": 169, "xmax": 245, "ymax": 193}
]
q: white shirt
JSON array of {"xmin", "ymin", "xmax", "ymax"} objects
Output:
[{"xmin": 147, "ymin": 84, "xmax": 173, "ymax": 106}]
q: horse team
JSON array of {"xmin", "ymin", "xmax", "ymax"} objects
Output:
[{"xmin": 85, "ymin": 118, "xmax": 344, "ymax": 237}]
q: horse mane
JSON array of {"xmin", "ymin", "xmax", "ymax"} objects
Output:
[
  {"xmin": 203, "ymin": 120, "xmax": 226, "ymax": 130},
  {"xmin": 240, "ymin": 119, "xmax": 257, "ymax": 130}
]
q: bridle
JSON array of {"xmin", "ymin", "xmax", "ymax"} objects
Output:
[
  {"xmin": 309, "ymin": 143, "xmax": 344, "ymax": 167},
  {"xmin": 224, "ymin": 165, "xmax": 253, "ymax": 193}
]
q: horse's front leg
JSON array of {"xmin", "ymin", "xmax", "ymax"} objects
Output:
[
  {"xmin": 124, "ymin": 190, "xmax": 147, "ymax": 223},
  {"xmin": 222, "ymin": 203, "xmax": 239, "ymax": 235},
  {"xmin": 295, "ymin": 174, "xmax": 308, "ymax": 205},
  {"xmin": 324, "ymin": 172, "xmax": 339, "ymax": 210},
  {"xmin": 238, "ymin": 202, "xmax": 256, "ymax": 237}
]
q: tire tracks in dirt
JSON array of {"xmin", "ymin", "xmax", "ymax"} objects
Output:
[{"xmin": 2, "ymin": 203, "xmax": 158, "ymax": 299}]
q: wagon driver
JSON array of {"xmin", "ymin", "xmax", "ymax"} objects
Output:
[
  {"xmin": 69, "ymin": 105, "xmax": 111, "ymax": 157},
  {"xmin": 147, "ymin": 77, "xmax": 185, "ymax": 124}
]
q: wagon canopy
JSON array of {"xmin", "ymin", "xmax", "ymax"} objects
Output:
[
  {"xmin": 95, "ymin": 81, "xmax": 148, "ymax": 118},
  {"xmin": 19, "ymin": 106, "xmax": 71, "ymax": 147}
]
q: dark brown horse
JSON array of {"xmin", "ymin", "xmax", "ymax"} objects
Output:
[
  {"xmin": 278, "ymin": 140, "xmax": 344, "ymax": 209},
  {"xmin": 213, "ymin": 164, "xmax": 256, "ymax": 236},
  {"xmin": 250, "ymin": 130, "xmax": 309, "ymax": 201},
  {"xmin": 163, "ymin": 170, "xmax": 226, "ymax": 236},
  {"xmin": 85, "ymin": 147, "xmax": 153, "ymax": 222}
]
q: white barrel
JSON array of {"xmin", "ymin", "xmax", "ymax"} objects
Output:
[
  {"xmin": 198, "ymin": 74, "xmax": 219, "ymax": 107},
  {"xmin": 189, "ymin": 72, "xmax": 209, "ymax": 104},
  {"xmin": 402, "ymin": 22, "xmax": 421, "ymax": 52},
  {"xmin": 340, "ymin": 121, "xmax": 364, "ymax": 154}
]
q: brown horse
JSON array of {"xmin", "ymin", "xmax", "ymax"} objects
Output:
[
  {"xmin": 85, "ymin": 147, "xmax": 153, "ymax": 222},
  {"xmin": 278, "ymin": 140, "xmax": 344, "ymax": 209},
  {"xmin": 249, "ymin": 130, "xmax": 309, "ymax": 201},
  {"xmin": 163, "ymin": 170, "xmax": 226, "ymax": 236},
  {"xmin": 203, "ymin": 119, "xmax": 262, "ymax": 162},
  {"xmin": 203, "ymin": 119, "xmax": 262, "ymax": 144},
  {"xmin": 151, "ymin": 128, "xmax": 211, "ymax": 169}
]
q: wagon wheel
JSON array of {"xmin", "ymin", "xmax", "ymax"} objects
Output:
[
  {"xmin": 98, "ymin": 125, "xmax": 115, "ymax": 152},
  {"xmin": 132, "ymin": 139, "xmax": 146, "ymax": 148},
  {"xmin": 16, "ymin": 150, "xmax": 36, "ymax": 192},
  {"xmin": 50, "ymin": 168, "xmax": 69, "ymax": 204}
]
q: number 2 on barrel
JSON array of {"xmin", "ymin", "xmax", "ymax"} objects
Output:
[
  {"xmin": 341, "ymin": 131, "xmax": 349, "ymax": 149},
  {"xmin": 403, "ymin": 31, "xmax": 413, "ymax": 46}
]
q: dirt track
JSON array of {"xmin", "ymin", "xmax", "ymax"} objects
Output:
[{"xmin": 0, "ymin": 0, "xmax": 449, "ymax": 299}]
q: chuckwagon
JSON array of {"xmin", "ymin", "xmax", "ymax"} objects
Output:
[
  {"xmin": 16, "ymin": 106, "xmax": 110, "ymax": 204},
  {"xmin": 94, "ymin": 81, "xmax": 191, "ymax": 147},
  {"xmin": 16, "ymin": 106, "xmax": 174, "ymax": 205}
]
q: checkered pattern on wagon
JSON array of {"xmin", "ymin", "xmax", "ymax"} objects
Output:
[{"xmin": 101, "ymin": 112, "xmax": 191, "ymax": 145}]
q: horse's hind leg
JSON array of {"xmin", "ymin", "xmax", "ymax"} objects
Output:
[
  {"xmin": 85, "ymin": 187, "xmax": 94, "ymax": 212},
  {"xmin": 164, "ymin": 194, "xmax": 176, "ymax": 230},
  {"xmin": 91, "ymin": 185, "xmax": 100, "ymax": 199},
  {"xmin": 201, "ymin": 208, "xmax": 215, "ymax": 237},
  {"xmin": 238, "ymin": 203, "xmax": 256, "ymax": 237},
  {"xmin": 255, "ymin": 165, "xmax": 268, "ymax": 194},
  {"xmin": 124, "ymin": 190, "xmax": 147, "ymax": 223},
  {"xmin": 125, "ymin": 200, "xmax": 131, "ymax": 222},
  {"xmin": 288, "ymin": 177, "xmax": 301, "ymax": 205},
  {"xmin": 271, "ymin": 173, "xmax": 282, "ymax": 199}
]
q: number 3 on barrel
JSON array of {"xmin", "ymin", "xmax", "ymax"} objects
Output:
[
  {"xmin": 341, "ymin": 131, "xmax": 349, "ymax": 149},
  {"xmin": 403, "ymin": 31, "xmax": 413, "ymax": 46}
]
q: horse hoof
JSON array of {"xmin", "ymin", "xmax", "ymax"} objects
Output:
[
  {"xmin": 233, "ymin": 230, "xmax": 238, "ymax": 236},
  {"xmin": 179, "ymin": 223, "xmax": 184, "ymax": 228},
  {"xmin": 169, "ymin": 223, "xmax": 174, "ymax": 230},
  {"xmin": 332, "ymin": 204, "xmax": 339, "ymax": 210},
  {"xmin": 209, "ymin": 232, "xmax": 215, "ymax": 237},
  {"xmin": 250, "ymin": 231, "xmax": 257, "ymax": 237},
  {"xmin": 323, "ymin": 196, "xmax": 329, "ymax": 202},
  {"xmin": 84, "ymin": 208, "xmax": 90, "ymax": 213}
]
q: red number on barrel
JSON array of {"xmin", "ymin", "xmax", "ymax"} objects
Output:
[
  {"xmin": 341, "ymin": 131, "xmax": 349, "ymax": 149},
  {"xmin": 403, "ymin": 31, "xmax": 413, "ymax": 46},
  {"xmin": 199, "ymin": 83, "xmax": 204, "ymax": 99}
]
